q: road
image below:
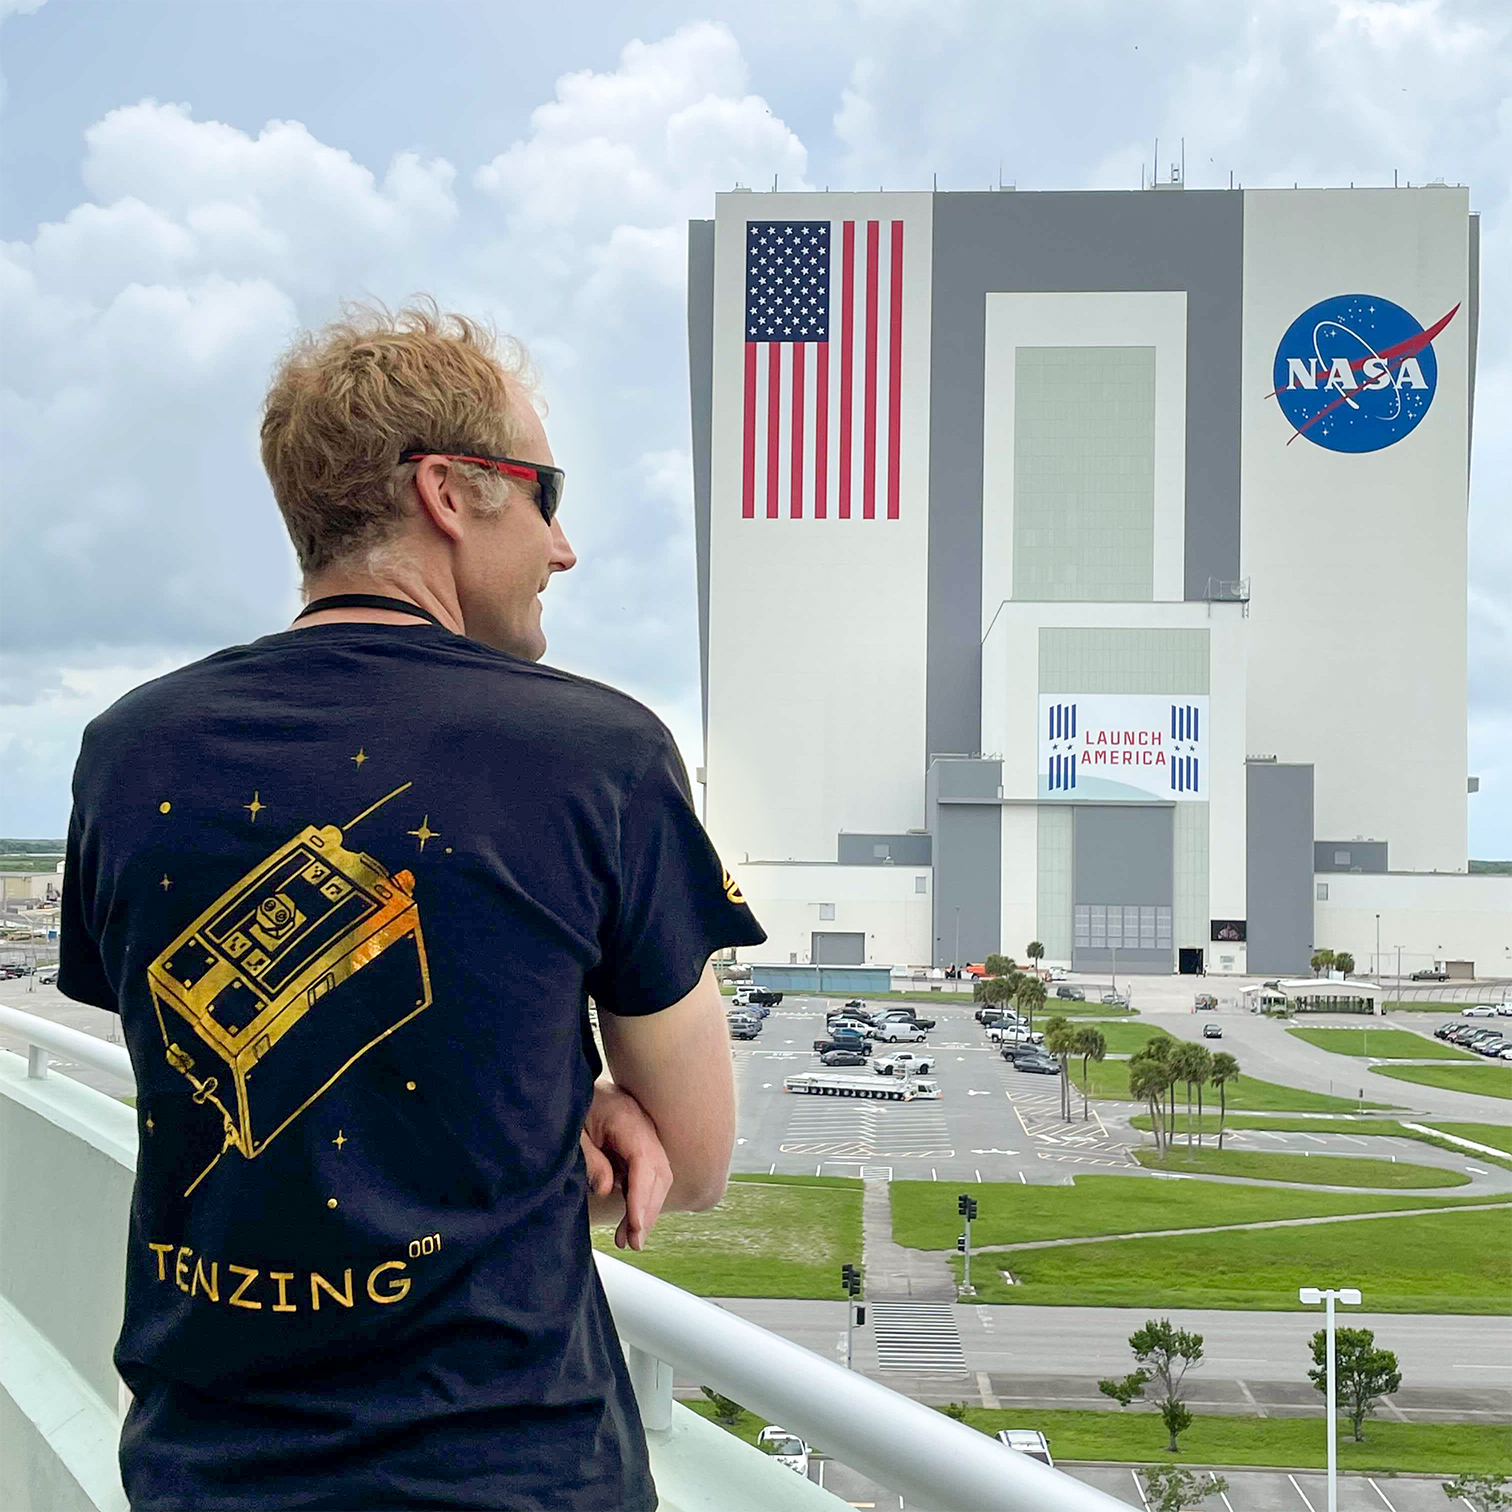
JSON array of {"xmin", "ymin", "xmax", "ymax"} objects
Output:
[{"xmin": 700, "ymin": 1299, "xmax": 1512, "ymax": 1420}]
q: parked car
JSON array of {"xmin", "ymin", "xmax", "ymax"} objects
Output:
[
  {"xmin": 1195, "ymin": 994, "xmax": 1218, "ymax": 1011},
  {"xmin": 1202, "ymin": 1023, "xmax": 1223, "ymax": 1039},
  {"xmin": 819, "ymin": 1048, "xmax": 868, "ymax": 1067},
  {"xmin": 826, "ymin": 1016, "xmax": 875, "ymax": 1037},
  {"xmin": 976, "ymin": 1006, "xmax": 1020, "ymax": 1025},
  {"xmin": 873, "ymin": 1020, "xmax": 927, "ymax": 1043},
  {"xmin": 727, "ymin": 1013, "xmax": 761, "ymax": 1041},
  {"xmin": 756, "ymin": 1426, "xmax": 810, "ymax": 1476},
  {"xmin": 1473, "ymin": 1038, "xmax": 1509, "ymax": 1057},
  {"xmin": 879, "ymin": 1008, "xmax": 936, "ymax": 1030},
  {"xmin": 1463, "ymin": 1005, "xmax": 1499, "ymax": 1018},
  {"xmin": 1047, "ymin": 968, "xmax": 1070, "ymax": 982},
  {"xmin": 1101, "ymin": 990, "xmax": 1130, "ymax": 1006},
  {"xmin": 733, "ymin": 987, "xmax": 783, "ymax": 1008},
  {"xmin": 35, "ymin": 965, "xmax": 59, "ymax": 985},
  {"xmin": 989, "ymin": 1025, "xmax": 1045, "ymax": 1048},
  {"xmin": 995, "ymin": 1429, "xmax": 1053, "ymax": 1467},
  {"xmin": 1008, "ymin": 1050, "xmax": 1060, "ymax": 1074},
  {"xmin": 1433, "ymin": 1024, "xmax": 1457, "ymax": 1039},
  {"xmin": 874, "ymin": 1051, "xmax": 935, "ymax": 1077},
  {"xmin": 1412, "ymin": 968, "xmax": 1449, "ymax": 982},
  {"xmin": 1055, "ymin": 986, "xmax": 1086, "ymax": 1001},
  {"xmin": 1498, "ymin": 1006, "xmax": 1512, "ymax": 1018}
]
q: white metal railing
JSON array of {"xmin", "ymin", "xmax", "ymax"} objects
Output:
[{"xmin": 0, "ymin": 1005, "xmax": 1125, "ymax": 1511}]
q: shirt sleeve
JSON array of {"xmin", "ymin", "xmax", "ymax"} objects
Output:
[
  {"xmin": 588, "ymin": 736, "xmax": 766, "ymax": 1017},
  {"xmin": 58, "ymin": 801, "xmax": 117, "ymax": 1014}
]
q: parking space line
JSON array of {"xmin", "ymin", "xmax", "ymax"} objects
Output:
[
  {"xmin": 1288, "ymin": 1473, "xmax": 1318, "ymax": 1511},
  {"xmin": 1129, "ymin": 1468, "xmax": 1149, "ymax": 1509},
  {"xmin": 1210, "ymin": 1472, "xmax": 1235, "ymax": 1512},
  {"xmin": 1368, "ymin": 1478, "xmax": 1398, "ymax": 1511}
]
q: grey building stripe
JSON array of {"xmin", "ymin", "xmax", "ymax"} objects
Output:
[
  {"xmin": 687, "ymin": 219, "xmax": 717, "ymax": 750},
  {"xmin": 1468, "ymin": 212, "xmax": 1480, "ymax": 468},
  {"xmin": 925, "ymin": 190, "xmax": 1245, "ymax": 764}
]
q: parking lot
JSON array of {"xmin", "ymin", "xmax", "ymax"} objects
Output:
[
  {"xmin": 812, "ymin": 1459, "xmax": 1464, "ymax": 1510},
  {"xmin": 725, "ymin": 993, "xmax": 1512, "ymax": 1190}
]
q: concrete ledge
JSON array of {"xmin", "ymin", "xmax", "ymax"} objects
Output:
[{"xmin": 0, "ymin": 1295, "xmax": 127, "ymax": 1512}]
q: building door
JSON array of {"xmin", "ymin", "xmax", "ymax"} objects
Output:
[
  {"xmin": 812, "ymin": 931, "xmax": 865, "ymax": 965},
  {"xmin": 1178, "ymin": 948, "xmax": 1204, "ymax": 975}
]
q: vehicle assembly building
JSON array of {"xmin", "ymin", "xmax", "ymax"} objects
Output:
[{"xmin": 688, "ymin": 181, "xmax": 1508, "ymax": 977}]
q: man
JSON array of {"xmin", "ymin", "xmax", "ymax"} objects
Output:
[{"xmin": 59, "ymin": 302, "xmax": 765, "ymax": 1511}]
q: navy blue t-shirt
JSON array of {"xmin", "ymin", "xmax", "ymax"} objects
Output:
[{"xmin": 58, "ymin": 621, "xmax": 765, "ymax": 1511}]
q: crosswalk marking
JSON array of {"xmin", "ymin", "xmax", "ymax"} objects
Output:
[{"xmin": 868, "ymin": 1301, "xmax": 968, "ymax": 1374}]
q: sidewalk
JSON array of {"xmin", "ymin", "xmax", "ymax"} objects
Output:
[{"xmin": 861, "ymin": 1177, "xmax": 956, "ymax": 1299}]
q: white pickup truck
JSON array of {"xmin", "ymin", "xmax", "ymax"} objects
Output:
[
  {"xmin": 987, "ymin": 1023, "xmax": 1044, "ymax": 1047},
  {"xmin": 873, "ymin": 1051, "xmax": 935, "ymax": 1077}
]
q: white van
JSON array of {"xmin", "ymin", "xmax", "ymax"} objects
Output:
[
  {"xmin": 995, "ymin": 1428, "xmax": 1053, "ymax": 1466},
  {"xmin": 35, "ymin": 965, "xmax": 59, "ymax": 985}
]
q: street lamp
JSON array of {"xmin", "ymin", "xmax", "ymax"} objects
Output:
[
  {"xmin": 1299, "ymin": 1285, "xmax": 1362, "ymax": 1512},
  {"xmin": 1374, "ymin": 913, "xmax": 1380, "ymax": 979}
]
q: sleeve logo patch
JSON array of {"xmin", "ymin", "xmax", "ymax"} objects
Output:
[{"xmin": 721, "ymin": 868, "xmax": 746, "ymax": 905}]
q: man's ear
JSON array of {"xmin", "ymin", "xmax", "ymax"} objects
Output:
[{"xmin": 411, "ymin": 459, "xmax": 468, "ymax": 544}]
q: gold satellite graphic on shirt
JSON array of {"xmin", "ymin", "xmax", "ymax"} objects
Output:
[{"xmin": 147, "ymin": 790, "xmax": 432, "ymax": 1196}]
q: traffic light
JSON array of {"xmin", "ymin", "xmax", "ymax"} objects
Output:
[
  {"xmin": 956, "ymin": 1235, "xmax": 966, "ymax": 1252},
  {"xmin": 957, "ymin": 1194, "xmax": 978, "ymax": 1221},
  {"xmin": 840, "ymin": 1263, "xmax": 861, "ymax": 1297},
  {"xmin": 855, "ymin": 1306, "xmax": 866, "ymax": 1326}
]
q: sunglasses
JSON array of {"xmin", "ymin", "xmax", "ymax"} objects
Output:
[{"xmin": 400, "ymin": 450, "xmax": 564, "ymax": 526}]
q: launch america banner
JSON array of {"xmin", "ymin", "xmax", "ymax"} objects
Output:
[{"xmin": 1038, "ymin": 694, "xmax": 1210, "ymax": 802}]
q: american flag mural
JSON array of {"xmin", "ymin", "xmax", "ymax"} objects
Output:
[{"xmin": 742, "ymin": 218, "xmax": 904, "ymax": 521}]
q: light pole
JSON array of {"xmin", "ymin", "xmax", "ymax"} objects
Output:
[
  {"xmin": 954, "ymin": 907, "xmax": 961, "ymax": 973},
  {"xmin": 1299, "ymin": 1285, "xmax": 1361, "ymax": 1512},
  {"xmin": 1374, "ymin": 914, "xmax": 1381, "ymax": 979}
]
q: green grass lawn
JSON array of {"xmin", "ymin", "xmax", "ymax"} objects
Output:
[
  {"xmin": 933, "ymin": 1409, "xmax": 1512, "ymax": 1475},
  {"xmin": 956, "ymin": 1207, "xmax": 1512, "ymax": 1312},
  {"xmin": 1287, "ymin": 1025, "xmax": 1476, "ymax": 1060},
  {"xmin": 591, "ymin": 1174, "xmax": 862, "ymax": 1297},
  {"xmin": 1129, "ymin": 1112, "xmax": 1411, "ymax": 1136},
  {"xmin": 1370, "ymin": 1062, "xmax": 1512, "ymax": 1099},
  {"xmin": 685, "ymin": 1399, "xmax": 1510, "ymax": 1474},
  {"xmin": 1060, "ymin": 1021, "xmax": 1182, "ymax": 1056},
  {"xmin": 889, "ymin": 1174, "xmax": 1498, "ymax": 1251},
  {"xmin": 1132, "ymin": 1147, "xmax": 1468, "ymax": 1188},
  {"xmin": 1428, "ymin": 1121, "xmax": 1512, "ymax": 1153},
  {"xmin": 1070, "ymin": 1057, "xmax": 1394, "ymax": 1111}
]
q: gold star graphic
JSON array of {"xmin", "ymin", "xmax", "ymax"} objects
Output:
[
  {"xmin": 332, "ymin": 1130, "xmax": 347, "ymax": 1150},
  {"xmin": 407, "ymin": 815, "xmax": 439, "ymax": 852},
  {"xmin": 244, "ymin": 791, "xmax": 266, "ymax": 822},
  {"xmin": 145, "ymin": 1115, "xmax": 155, "ymax": 1132},
  {"xmin": 352, "ymin": 748, "xmax": 368, "ymax": 768},
  {"xmin": 159, "ymin": 875, "xmax": 172, "ymax": 891}
]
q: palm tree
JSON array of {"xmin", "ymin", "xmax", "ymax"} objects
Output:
[
  {"xmin": 1025, "ymin": 941, "xmax": 1045, "ymax": 972},
  {"xmin": 1042, "ymin": 1015, "xmax": 1076, "ymax": 1119},
  {"xmin": 1310, "ymin": 948, "xmax": 1336, "ymax": 977},
  {"xmin": 1209, "ymin": 1052, "xmax": 1241, "ymax": 1149},
  {"xmin": 1169, "ymin": 1041, "xmax": 1211, "ymax": 1149},
  {"xmin": 1014, "ymin": 974, "xmax": 1047, "ymax": 1034},
  {"xmin": 1334, "ymin": 951, "xmax": 1356, "ymax": 976},
  {"xmin": 1129, "ymin": 1051, "xmax": 1172, "ymax": 1158},
  {"xmin": 1071, "ymin": 1026, "xmax": 1107, "ymax": 1120},
  {"xmin": 1137, "ymin": 1034, "xmax": 1178, "ymax": 1149}
]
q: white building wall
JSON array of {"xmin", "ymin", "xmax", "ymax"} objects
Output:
[
  {"xmin": 729, "ymin": 861, "xmax": 933, "ymax": 967},
  {"xmin": 705, "ymin": 192, "xmax": 934, "ymax": 866},
  {"xmin": 1239, "ymin": 188, "xmax": 1471, "ymax": 873},
  {"xmin": 1313, "ymin": 873, "xmax": 1512, "ymax": 980},
  {"xmin": 999, "ymin": 806, "xmax": 1038, "ymax": 965},
  {"xmin": 981, "ymin": 290, "xmax": 1188, "ymax": 614}
]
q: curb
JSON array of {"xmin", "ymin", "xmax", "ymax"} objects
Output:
[{"xmin": 1061, "ymin": 1460, "xmax": 1458, "ymax": 1480}]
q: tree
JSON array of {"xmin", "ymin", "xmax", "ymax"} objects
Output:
[
  {"xmin": 1131, "ymin": 1035, "xmax": 1178, "ymax": 1151},
  {"xmin": 1098, "ymin": 1318, "xmax": 1205, "ymax": 1452},
  {"xmin": 983, "ymin": 953, "xmax": 1015, "ymax": 978},
  {"xmin": 1042, "ymin": 1015, "xmax": 1077, "ymax": 1119},
  {"xmin": 976, "ymin": 973, "xmax": 1018, "ymax": 1015},
  {"xmin": 937, "ymin": 1401, "xmax": 970, "ymax": 1422},
  {"xmin": 1071, "ymin": 1025, "xmax": 1107, "ymax": 1120},
  {"xmin": 1308, "ymin": 1327, "xmax": 1401, "ymax": 1442},
  {"xmin": 699, "ymin": 1387, "xmax": 745, "ymax": 1426},
  {"xmin": 1025, "ymin": 941, "xmax": 1045, "ymax": 970},
  {"xmin": 1129, "ymin": 1052, "xmax": 1173, "ymax": 1157},
  {"xmin": 1209, "ymin": 1052, "xmax": 1241, "ymax": 1149},
  {"xmin": 1311, "ymin": 948, "xmax": 1336, "ymax": 976},
  {"xmin": 1168, "ymin": 1041, "xmax": 1213, "ymax": 1148},
  {"xmin": 1334, "ymin": 951, "xmax": 1356, "ymax": 975},
  {"xmin": 1014, "ymin": 973, "xmax": 1046, "ymax": 1034},
  {"xmin": 1443, "ymin": 1473, "xmax": 1512, "ymax": 1510},
  {"xmin": 1140, "ymin": 1467, "xmax": 1229, "ymax": 1511}
]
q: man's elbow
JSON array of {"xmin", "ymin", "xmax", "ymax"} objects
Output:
[
  {"xmin": 666, "ymin": 1153, "xmax": 731, "ymax": 1214},
  {"xmin": 678, "ymin": 1171, "xmax": 729, "ymax": 1213}
]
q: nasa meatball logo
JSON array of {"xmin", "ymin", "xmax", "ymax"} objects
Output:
[{"xmin": 1271, "ymin": 294, "xmax": 1458, "ymax": 453}]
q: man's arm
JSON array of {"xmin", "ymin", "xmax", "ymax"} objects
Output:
[{"xmin": 596, "ymin": 963, "xmax": 735, "ymax": 1213}]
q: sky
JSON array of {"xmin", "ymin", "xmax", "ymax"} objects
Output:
[{"xmin": 1, "ymin": 0, "xmax": 1508, "ymax": 856}]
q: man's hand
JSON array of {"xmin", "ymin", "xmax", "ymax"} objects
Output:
[{"xmin": 581, "ymin": 1080, "xmax": 673, "ymax": 1251}]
